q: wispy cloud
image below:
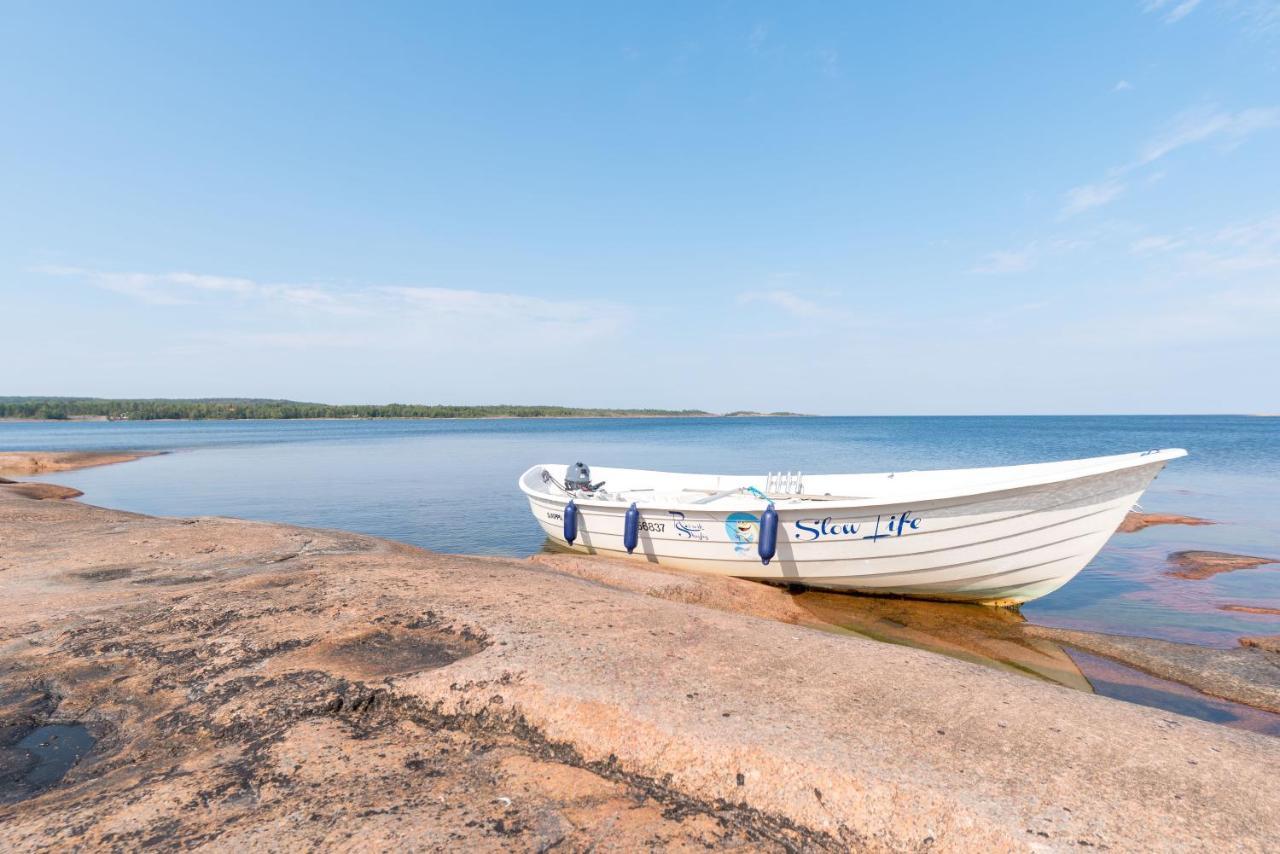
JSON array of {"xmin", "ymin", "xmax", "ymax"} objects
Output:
[
  {"xmin": 30, "ymin": 266, "xmax": 623, "ymax": 341},
  {"xmin": 737, "ymin": 289, "xmax": 823, "ymax": 318},
  {"xmin": 815, "ymin": 48, "xmax": 841, "ymax": 78},
  {"xmin": 382, "ymin": 286, "xmax": 617, "ymax": 326},
  {"xmin": 1061, "ymin": 181, "xmax": 1125, "ymax": 218},
  {"xmin": 1137, "ymin": 106, "xmax": 1280, "ymax": 165},
  {"xmin": 971, "ymin": 244, "xmax": 1038, "ymax": 274},
  {"xmin": 30, "ymin": 266, "xmax": 263, "ymax": 305},
  {"xmin": 1235, "ymin": 0, "xmax": 1280, "ymax": 37},
  {"xmin": 1143, "ymin": 0, "xmax": 1202, "ymax": 23},
  {"xmin": 1130, "ymin": 235, "xmax": 1183, "ymax": 254},
  {"xmin": 970, "ymin": 237, "xmax": 1090, "ymax": 275},
  {"xmin": 1114, "ymin": 80, "xmax": 1133, "ymax": 92},
  {"xmin": 1054, "ymin": 104, "xmax": 1279, "ymax": 219},
  {"xmin": 1122, "ymin": 213, "xmax": 1280, "ymax": 274},
  {"xmin": 1183, "ymin": 213, "xmax": 1280, "ymax": 274}
]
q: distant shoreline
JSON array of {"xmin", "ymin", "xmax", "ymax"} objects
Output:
[
  {"xmin": 0, "ymin": 412, "xmax": 807, "ymax": 424},
  {"xmin": 0, "ymin": 397, "xmax": 806, "ymax": 422}
]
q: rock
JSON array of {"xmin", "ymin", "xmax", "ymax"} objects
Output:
[
  {"xmin": 1240, "ymin": 635, "xmax": 1280, "ymax": 654},
  {"xmin": 529, "ymin": 551, "xmax": 810, "ymax": 625},
  {"xmin": 2, "ymin": 487, "xmax": 1280, "ymax": 851},
  {"xmin": 0, "ymin": 482, "xmax": 83, "ymax": 501},
  {"xmin": 1166, "ymin": 550, "xmax": 1278, "ymax": 580},
  {"xmin": 1116, "ymin": 511, "xmax": 1213, "ymax": 533},
  {"xmin": 1021, "ymin": 625, "xmax": 1280, "ymax": 713},
  {"xmin": 1220, "ymin": 604, "xmax": 1280, "ymax": 616},
  {"xmin": 0, "ymin": 451, "xmax": 160, "ymax": 477}
]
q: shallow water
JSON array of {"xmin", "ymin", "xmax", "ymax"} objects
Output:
[
  {"xmin": 6, "ymin": 416, "xmax": 1279, "ymax": 727},
  {"xmin": 13, "ymin": 724, "xmax": 96, "ymax": 790}
]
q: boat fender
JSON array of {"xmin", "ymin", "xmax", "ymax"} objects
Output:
[
  {"xmin": 623, "ymin": 502, "xmax": 639, "ymax": 553},
  {"xmin": 564, "ymin": 500, "xmax": 579, "ymax": 545},
  {"xmin": 759, "ymin": 502, "xmax": 778, "ymax": 565}
]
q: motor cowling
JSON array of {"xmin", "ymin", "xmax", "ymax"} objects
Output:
[{"xmin": 565, "ymin": 461, "xmax": 604, "ymax": 493}]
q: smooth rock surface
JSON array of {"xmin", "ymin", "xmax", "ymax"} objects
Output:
[
  {"xmin": 2, "ymin": 491, "xmax": 1279, "ymax": 851},
  {"xmin": 1240, "ymin": 635, "xmax": 1280, "ymax": 655},
  {"xmin": 1116, "ymin": 511, "xmax": 1214, "ymax": 533},
  {"xmin": 1167, "ymin": 550, "xmax": 1278, "ymax": 580},
  {"xmin": 0, "ymin": 450, "xmax": 159, "ymax": 476}
]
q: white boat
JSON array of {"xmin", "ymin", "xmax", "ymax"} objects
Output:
[{"xmin": 518, "ymin": 449, "xmax": 1187, "ymax": 605}]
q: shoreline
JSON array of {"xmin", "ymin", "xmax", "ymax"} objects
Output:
[
  {"xmin": 2, "ymin": 474, "xmax": 1279, "ymax": 848},
  {"xmin": 0, "ymin": 413, "xmax": 805, "ymax": 423},
  {"xmin": 0, "ymin": 450, "xmax": 163, "ymax": 477}
]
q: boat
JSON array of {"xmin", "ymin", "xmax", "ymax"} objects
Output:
[{"xmin": 518, "ymin": 449, "xmax": 1187, "ymax": 605}]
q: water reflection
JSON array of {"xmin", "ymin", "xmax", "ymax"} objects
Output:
[
  {"xmin": 788, "ymin": 589, "xmax": 1280, "ymax": 736},
  {"xmin": 1066, "ymin": 650, "xmax": 1280, "ymax": 737},
  {"xmin": 791, "ymin": 591, "xmax": 1095, "ymax": 692}
]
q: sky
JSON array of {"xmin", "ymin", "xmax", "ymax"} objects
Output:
[{"xmin": 2, "ymin": 2, "xmax": 1279, "ymax": 414}]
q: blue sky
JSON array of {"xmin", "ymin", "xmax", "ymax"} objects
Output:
[{"xmin": 3, "ymin": 2, "xmax": 1278, "ymax": 414}]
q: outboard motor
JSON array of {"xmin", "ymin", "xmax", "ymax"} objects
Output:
[{"xmin": 565, "ymin": 461, "xmax": 604, "ymax": 494}]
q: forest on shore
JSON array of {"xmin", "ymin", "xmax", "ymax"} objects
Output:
[{"xmin": 0, "ymin": 397, "xmax": 717, "ymax": 421}]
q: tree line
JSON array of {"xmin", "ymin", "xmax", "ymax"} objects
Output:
[{"xmin": 0, "ymin": 397, "xmax": 712, "ymax": 421}]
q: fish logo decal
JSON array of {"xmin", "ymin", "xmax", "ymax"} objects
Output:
[{"xmin": 725, "ymin": 512, "xmax": 760, "ymax": 554}]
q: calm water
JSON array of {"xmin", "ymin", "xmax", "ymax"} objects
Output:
[{"xmin": 6, "ymin": 416, "xmax": 1280, "ymax": 730}]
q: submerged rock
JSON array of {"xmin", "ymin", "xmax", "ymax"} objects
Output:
[
  {"xmin": 1221, "ymin": 604, "xmax": 1280, "ymax": 616},
  {"xmin": 1240, "ymin": 635, "xmax": 1280, "ymax": 654},
  {"xmin": 0, "ymin": 451, "xmax": 159, "ymax": 477},
  {"xmin": 1116, "ymin": 511, "xmax": 1213, "ymax": 533},
  {"xmin": 0, "ymin": 482, "xmax": 83, "ymax": 501},
  {"xmin": 1167, "ymin": 550, "xmax": 1278, "ymax": 580},
  {"xmin": 1022, "ymin": 625, "xmax": 1280, "ymax": 714}
]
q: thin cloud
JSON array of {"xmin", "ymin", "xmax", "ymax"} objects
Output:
[
  {"xmin": 815, "ymin": 48, "xmax": 841, "ymax": 78},
  {"xmin": 1235, "ymin": 1, "xmax": 1280, "ymax": 37},
  {"xmin": 1114, "ymin": 80, "xmax": 1133, "ymax": 92},
  {"xmin": 1166, "ymin": 0, "xmax": 1203, "ymax": 23},
  {"xmin": 1130, "ymin": 235, "xmax": 1183, "ymax": 254},
  {"xmin": 1143, "ymin": 0, "xmax": 1202, "ymax": 23},
  {"xmin": 738, "ymin": 289, "xmax": 823, "ymax": 318},
  {"xmin": 1138, "ymin": 106, "xmax": 1280, "ymax": 166},
  {"xmin": 1060, "ymin": 181, "xmax": 1125, "ymax": 218},
  {"xmin": 1185, "ymin": 213, "xmax": 1280, "ymax": 273},
  {"xmin": 1055, "ymin": 104, "xmax": 1278, "ymax": 219},
  {"xmin": 972, "ymin": 245, "xmax": 1037, "ymax": 274},
  {"xmin": 382, "ymin": 286, "xmax": 618, "ymax": 326},
  {"xmin": 1128, "ymin": 213, "xmax": 1280, "ymax": 275},
  {"xmin": 31, "ymin": 266, "xmax": 621, "ymax": 331},
  {"xmin": 31, "ymin": 266, "xmax": 360, "ymax": 313}
]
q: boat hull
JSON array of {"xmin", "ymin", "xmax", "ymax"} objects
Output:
[{"xmin": 520, "ymin": 453, "xmax": 1179, "ymax": 605}]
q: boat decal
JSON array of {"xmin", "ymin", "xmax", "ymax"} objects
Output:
[
  {"xmin": 668, "ymin": 510, "xmax": 708, "ymax": 540},
  {"xmin": 793, "ymin": 511, "xmax": 922, "ymax": 542},
  {"xmin": 725, "ymin": 512, "xmax": 760, "ymax": 554},
  {"xmin": 639, "ymin": 520, "xmax": 665, "ymax": 532}
]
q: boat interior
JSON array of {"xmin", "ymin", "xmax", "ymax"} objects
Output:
[{"xmin": 521, "ymin": 450, "xmax": 1185, "ymax": 511}]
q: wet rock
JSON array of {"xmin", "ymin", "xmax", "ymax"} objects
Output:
[
  {"xmin": 1221, "ymin": 604, "xmax": 1280, "ymax": 616},
  {"xmin": 1022, "ymin": 625, "xmax": 1280, "ymax": 713},
  {"xmin": 1116, "ymin": 511, "xmax": 1213, "ymax": 533},
  {"xmin": 1239, "ymin": 635, "xmax": 1280, "ymax": 654},
  {"xmin": 0, "ymin": 483, "xmax": 83, "ymax": 501},
  {"xmin": 1166, "ymin": 550, "xmax": 1278, "ymax": 580},
  {"xmin": 0, "ymin": 451, "xmax": 160, "ymax": 477}
]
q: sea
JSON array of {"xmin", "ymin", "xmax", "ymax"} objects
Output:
[{"xmin": 6, "ymin": 415, "xmax": 1279, "ymax": 732}]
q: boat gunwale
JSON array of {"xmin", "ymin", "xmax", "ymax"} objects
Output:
[{"xmin": 517, "ymin": 449, "xmax": 1187, "ymax": 514}]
